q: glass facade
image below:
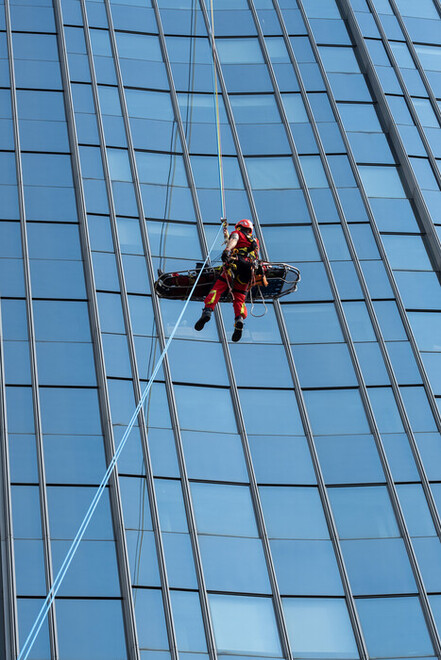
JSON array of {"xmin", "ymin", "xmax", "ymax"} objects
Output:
[{"xmin": 1, "ymin": 0, "xmax": 441, "ymax": 658}]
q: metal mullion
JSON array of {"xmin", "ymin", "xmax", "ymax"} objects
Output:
[
  {"xmin": 51, "ymin": 2, "xmax": 139, "ymax": 659},
  {"xmin": 76, "ymin": 3, "xmax": 176, "ymax": 659},
  {"xmin": 342, "ymin": 2, "xmax": 441, "ymax": 422},
  {"xmin": 0, "ymin": 311, "xmax": 18, "ymax": 658},
  {"xmin": 272, "ymin": 0, "xmax": 441, "ymax": 546},
  {"xmin": 4, "ymin": 3, "xmax": 59, "ymax": 657},
  {"xmin": 244, "ymin": 3, "xmax": 374, "ymax": 657},
  {"xmin": 287, "ymin": 2, "xmax": 441, "ymax": 653},
  {"xmin": 335, "ymin": 0, "xmax": 441, "ymax": 272},
  {"xmin": 101, "ymin": 3, "xmax": 217, "ymax": 658},
  {"xmin": 79, "ymin": 4, "xmax": 182, "ymax": 659},
  {"xmin": 386, "ymin": 0, "xmax": 441, "ymax": 128},
  {"xmin": 282, "ymin": 0, "xmax": 441, "ymax": 433},
  {"xmin": 351, "ymin": 0, "xmax": 441, "ymax": 192},
  {"xmin": 192, "ymin": 4, "xmax": 305, "ymax": 659}
]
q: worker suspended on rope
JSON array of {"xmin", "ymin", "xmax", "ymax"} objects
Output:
[{"xmin": 194, "ymin": 219, "xmax": 264, "ymax": 342}]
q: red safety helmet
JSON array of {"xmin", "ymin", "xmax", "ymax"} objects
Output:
[{"xmin": 235, "ymin": 218, "xmax": 254, "ymax": 233}]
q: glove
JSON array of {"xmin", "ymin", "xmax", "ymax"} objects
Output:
[
  {"xmin": 250, "ymin": 239, "xmax": 258, "ymax": 253},
  {"xmin": 222, "ymin": 249, "xmax": 231, "ymax": 263}
]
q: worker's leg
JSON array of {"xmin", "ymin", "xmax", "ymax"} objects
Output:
[
  {"xmin": 232, "ymin": 286, "xmax": 247, "ymax": 320},
  {"xmin": 195, "ymin": 277, "xmax": 228, "ymax": 331},
  {"xmin": 231, "ymin": 286, "xmax": 247, "ymax": 342},
  {"xmin": 204, "ymin": 277, "xmax": 228, "ymax": 311}
]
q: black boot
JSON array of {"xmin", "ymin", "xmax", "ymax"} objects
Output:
[
  {"xmin": 195, "ymin": 307, "xmax": 212, "ymax": 331},
  {"xmin": 232, "ymin": 317, "xmax": 244, "ymax": 342}
]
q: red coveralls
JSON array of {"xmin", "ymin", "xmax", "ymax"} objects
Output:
[{"xmin": 204, "ymin": 230, "xmax": 260, "ymax": 320}]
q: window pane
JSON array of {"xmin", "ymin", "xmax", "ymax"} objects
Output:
[
  {"xmin": 283, "ymin": 597, "xmax": 359, "ymax": 659},
  {"xmin": 191, "ymin": 483, "xmax": 258, "ymax": 537},
  {"xmin": 209, "ymin": 594, "xmax": 282, "ymax": 656},
  {"xmin": 329, "ymin": 486, "xmax": 400, "ymax": 539},
  {"xmin": 356, "ymin": 596, "xmax": 434, "ymax": 657},
  {"xmin": 260, "ymin": 487, "xmax": 329, "ymax": 539},
  {"xmin": 199, "ymin": 535, "xmax": 271, "ymax": 593}
]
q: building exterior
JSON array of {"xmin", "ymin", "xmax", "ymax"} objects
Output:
[{"xmin": 1, "ymin": 0, "xmax": 441, "ymax": 658}]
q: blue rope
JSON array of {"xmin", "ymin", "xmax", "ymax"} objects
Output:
[{"xmin": 17, "ymin": 225, "xmax": 223, "ymax": 660}]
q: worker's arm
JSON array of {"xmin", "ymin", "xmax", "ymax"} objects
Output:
[{"xmin": 222, "ymin": 232, "xmax": 239, "ymax": 261}]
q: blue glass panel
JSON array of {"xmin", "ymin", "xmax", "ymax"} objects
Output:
[
  {"xmin": 260, "ymin": 486, "xmax": 329, "ymax": 539},
  {"xmin": 58, "ymin": 599, "xmax": 127, "ymax": 659},
  {"xmin": 0, "ymin": 222, "xmax": 20, "ymax": 258},
  {"xmin": 28, "ymin": 223, "xmax": 81, "ymax": 260},
  {"xmin": 8, "ymin": 434, "xmax": 38, "ymax": 483},
  {"xmin": 321, "ymin": 225, "xmax": 351, "ymax": 260},
  {"xmin": 332, "ymin": 261, "xmax": 364, "ymax": 299},
  {"xmin": 355, "ymin": 342, "xmax": 389, "ymax": 386},
  {"xmin": 30, "ymin": 260, "xmax": 86, "ymax": 299},
  {"xmin": 182, "ymin": 431, "xmax": 248, "ymax": 482},
  {"xmin": 359, "ymin": 165, "xmax": 406, "ymax": 198},
  {"xmin": 265, "ymin": 225, "xmax": 319, "ymax": 262},
  {"xmin": 329, "ymin": 486, "xmax": 400, "ymax": 539},
  {"xmin": 191, "ymin": 482, "xmax": 258, "ymax": 537},
  {"xmin": 6, "ymin": 387, "xmax": 34, "ymax": 434},
  {"xmin": 415, "ymin": 433, "xmax": 441, "ymax": 480},
  {"xmin": 3, "ymin": 340, "xmax": 31, "ymax": 384},
  {"xmin": 356, "ymin": 596, "xmax": 434, "ymax": 658},
  {"xmin": 44, "ymin": 435, "xmax": 106, "ymax": 485},
  {"xmin": 370, "ymin": 198, "xmax": 419, "ymax": 232},
  {"xmin": 97, "ymin": 293, "xmax": 126, "ymax": 334},
  {"xmin": 230, "ymin": 343, "xmax": 292, "ymax": 387},
  {"xmin": 18, "ymin": 599, "xmax": 51, "ymax": 660},
  {"xmin": 155, "ymin": 478, "xmax": 188, "ymax": 533},
  {"xmin": 249, "ymin": 435, "xmax": 316, "ymax": 485},
  {"xmin": 239, "ymin": 389, "xmax": 304, "ymax": 435},
  {"xmin": 162, "ymin": 532, "xmax": 198, "ymax": 589},
  {"xmin": 373, "ymin": 301, "xmax": 407, "ymax": 340},
  {"xmin": 40, "ymin": 388, "xmax": 101, "ymax": 434},
  {"xmin": 342, "ymin": 538, "xmax": 416, "ymax": 595},
  {"xmin": 349, "ymin": 225, "xmax": 380, "ymax": 260},
  {"xmin": 368, "ymin": 387, "xmax": 404, "ymax": 433},
  {"xmin": 315, "ymin": 434, "xmax": 384, "ymax": 484},
  {"xmin": 47, "ymin": 486, "xmax": 113, "ymax": 540},
  {"xmin": 283, "ymin": 597, "xmax": 359, "ymax": 659},
  {"xmin": 386, "ymin": 341, "xmax": 422, "ymax": 384},
  {"xmin": 382, "ymin": 434, "xmax": 419, "ymax": 482},
  {"xmin": 246, "ymin": 156, "xmax": 299, "ymax": 189},
  {"xmin": 199, "ymin": 535, "xmax": 271, "ymax": 593},
  {"xmin": 271, "ymin": 539, "xmax": 344, "ymax": 595},
  {"xmin": 255, "ymin": 189, "xmax": 310, "ymax": 223},
  {"xmin": 400, "ymin": 386, "xmax": 437, "ymax": 432},
  {"xmin": 174, "ymin": 385, "xmax": 237, "ymax": 433},
  {"xmin": 36, "ymin": 342, "xmax": 96, "ymax": 386},
  {"xmin": 51, "ymin": 539, "xmax": 120, "ymax": 597},
  {"xmin": 209, "ymin": 594, "xmax": 282, "ymax": 656},
  {"xmin": 11, "ymin": 486, "xmax": 42, "ymax": 539},
  {"xmin": 134, "ymin": 589, "xmax": 169, "ymax": 650},
  {"xmin": 292, "ymin": 343, "xmax": 357, "ymax": 387},
  {"xmin": 120, "ymin": 477, "xmax": 153, "ymax": 532},
  {"xmin": 168, "ymin": 339, "xmax": 229, "ymax": 386},
  {"xmin": 14, "ymin": 539, "xmax": 46, "ymax": 596},
  {"xmin": 413, "ymin": 538, "xmax": 441, "ymax": 592},
  {"xmin": 304, "ymin": 389, "xmax": 370, "ymax": 435},
  {"xmin": 170, "ymin": 591, "xmax": 207, "ymax": 653},
  {"xmin": 397, "ymin": 484, "xmax": 436, "ymax": 537},
  {"xmin": 283, "ymin": 303, "xmax": 343, "ymax": 343},
  {"xmin": 148, "ymin": 428, "xmax": 179, "ymax": 479},
  {"xmin": 308, "ymin": 180, "xmax": 336, "ymax": 225}
]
